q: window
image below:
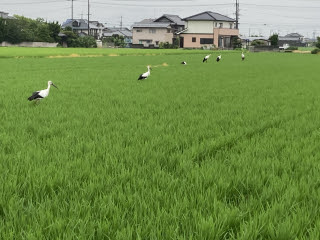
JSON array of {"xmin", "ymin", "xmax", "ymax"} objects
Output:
[
  {"xmin": 149, "ymin": 29, "xmax": 156, "ymax": 33},
  {"xmin": 219, "ymin": 23, "xmax": 223, "ymax": 28},
  {"xmin": 200, "ymin": 38, "xmax": 213, "ymax": 44},
  {"xmin": 215, "ymin": 22, "xmax": 218, "ymax": 27},
  {"xmin": 139, "ymin": 40, "xmax": 142, "ymax": 44},
  {"xmin": 136, "ymin": 29, "xmax": 142, "ymax": 32},
  {"xmin": 167, "ymin": 29, "xmax": 171, "ymax": 33},
  {"xmin": 229, "ymin": 23, "xmax": 233, "ymax": 29},
  {"xmin": 192, "ymin": 37, "xmax": 196, "ymax": 42},
  {"xmin": 72, "ymin": 21, "xmax": 79, "ymax": 27},
  {"xmin": 155, "ymin": 41, "xmax": 159, "ymax": 45}
]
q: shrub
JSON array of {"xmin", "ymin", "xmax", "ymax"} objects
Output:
[
  {"xmin": 311, "ymin": 48, "xmax": 320, "ymax": 54},
  {"xmin": 159, "ymin": 42, "xmax": 178, "ymax": 49},
  {"xmin": 73, "ymin": 36, "xmax": 97, "ymax": 48},
  {"xmin": 251, "ymin": 40, "xmax": 266, "ymax": 46},
  {"xmin": 286, "ymin": 46, "xmax": 298, "ymax": 50}
]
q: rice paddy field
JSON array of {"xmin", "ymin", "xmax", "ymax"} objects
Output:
[{"xmin": 0, "ymin": 47, "xmax": 320, "ymax": 239}]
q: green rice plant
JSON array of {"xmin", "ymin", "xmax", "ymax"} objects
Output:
[{"xmin": 0, "ymin": 49, "xmax": 319, "ymax": 239}]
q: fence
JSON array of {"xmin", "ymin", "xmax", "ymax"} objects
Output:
[
  {"xmin": 1, "ymin": 41, "xmax": 58, "ymax": 47},
  {"xmin": 248, "ymin": 46, "xmax": 279, "ymax": 52}
]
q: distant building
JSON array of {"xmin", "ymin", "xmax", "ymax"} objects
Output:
[
  {"xmin": 132, "ymin": 14, "xmax": 185, "ymax": 48},
  {"xmin": 178, "ymin": 11, "xmax": 239, "ymax": 49},
  {"xmin": 61, "ymin": 19, "xmax": 105, "ymax": 39},
  {"xmin": 278, "ymin": 33, "xmax": 307, "ymax": 47},
  {"xmin": 304, "ymin": 38, "xmax": 317, "ymax": 47},
  {"xmin": 241, "ymin": 37, "xmax": 271, "ymax": 47},
  {"xmin": 102, "ymin": 27, "xmax": 132, "ymax": 47},
  {"xmin": 0, "ymin": 11, "xmax": 15, "ymax": 19}
]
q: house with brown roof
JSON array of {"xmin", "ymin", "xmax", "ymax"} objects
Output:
[
  {"xmin": 132, "ymin": 14, "xmax": 185, "ymax": 48},
  {"xmin": 178, "ymin": 11, "xmax": 239, "ymax": 49}
]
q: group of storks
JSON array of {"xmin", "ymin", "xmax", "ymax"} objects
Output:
[
  {"xmin": 28, "ymin": 52, "xmax": 245, "ymax": 102},
  {"xmin": 138, "ymin": 52, "xmax": 245, "ymax": 80}
]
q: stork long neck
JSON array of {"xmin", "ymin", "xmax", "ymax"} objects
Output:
[
  {"xmin": 147, "ymin": 67, "xmax": 150, "ymax": 73},
  {"xmin": 47, "ymin": 83, "xmax": 51, "ymax": 91}
]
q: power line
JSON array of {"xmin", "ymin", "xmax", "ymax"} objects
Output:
[
  {"xmin": 91, "ymin": 2, "xmax": 233, "ymax": 7},
  {"xmin": 240, "ymin": 3, "xmax": 320, "ymax": 9},
  {"xmin": 1, "ymin": 0, "xmax": 66, "ymax": 5}
]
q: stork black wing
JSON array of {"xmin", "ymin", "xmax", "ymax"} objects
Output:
[
  {"xmin": 28, "ymin": 91, "xmax": 42, "ymax": 101},
  {"xmin": 138, "ymin": 74, "xmax": 146, "ymax": 80}
]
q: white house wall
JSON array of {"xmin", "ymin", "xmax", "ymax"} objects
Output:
[
  {"xmin": 132, "ymin": 28, "xmax": 173, "ymax": 46},
  {"xmin": 184, "ymin": 20, "xmax": 234, "ymax": 34}
]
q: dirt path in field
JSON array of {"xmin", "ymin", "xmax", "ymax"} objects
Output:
[
  {"xmin": 292, "ymin": 50, "xmax": 311, "ymax": 54},
  {"xmin": 152, "ymin": 63, "xmax": 169, "ymax": 68},
  {"xmin": 47, "ymin": 54, "xmax": 104, "ymax": 58}
]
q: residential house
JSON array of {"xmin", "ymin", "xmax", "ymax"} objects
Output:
[
  {"xmin": 241, "ymin": 37, "xmax": 271, "ymax": 47},
  {"xmin": 0, "ymin": 11, "xmax": 15, "ymax": 19},
  {"xmin": 304, "ymin": 38, "xmax": 317, "ymax": 47},
  {"xmin": 61, "ymin": 19, "xmax": 105, "ymax": 39},
  {"xmin": 132, "ymin": 14, "xmax": 185, "ymax": 48},
  {"xmin": 278, "ymin": 33, "xmax": 306, "ymax": 47},
  {"xmin": 178, "ymin": 11, "xmax": 239, "ymax": 48},
  {"xmin": 102, "ymin": 27, "xmax": 132, "ymax": 47}
]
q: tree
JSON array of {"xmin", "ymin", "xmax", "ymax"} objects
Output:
[
  {"xmin": 48, "ymin": 21, "xmax": 61, "ymax": 42},
  {"xmin": 316, "ymin": 37, "xmax": 320, "ymax": 49},
  {"xmin": 64, "ymin": 26, "xmax": 73, "ymax": 32},
  {"xmin": 232, "ymin": 36, "xmax": 242, "ymax": 49},
  {"xmin": 60, "ymin": 30, "xmax": 78, "ymax": 47},
  {"xmin": 4, "ymin": 19, "xmax": 24, "ymax": 44},
  {"xmin": 1, "ymin": 15, "xmax": 61, "ymax": 43},
  {"xmin": 111, "ymin": 34, "xmax": 125, "ymax": 47},
  {"xmin": 0, "ymin": 18, "xmax": 6, "ymax": 42},
  {"xmin": 172, "ymin": 37, "xmax": 180, "ymax": 48},
  {"xmin": 35, "ymin": 24, "xmax": 52, "ymax": 42},
  {"xmin": 269, "ymin": 34, "xmax": 278, "ymax": 46}
]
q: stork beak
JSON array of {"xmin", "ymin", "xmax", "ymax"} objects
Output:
[{"xmin": 52, "ymin": 83, "xmax": 58, "ymax": 89}]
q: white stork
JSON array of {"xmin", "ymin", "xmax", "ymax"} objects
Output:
[
  {"xmin": 181, "ymin": 61, "xmax": 187, "ymax": 65},
  {"xmin": 242, "ymin": 52, "xmax": 245, "ymax": 61},
  {"xmin": 28, "ymin": 81, "xmax": 58, "ymax": 102},
  {"xmin": 138, "ymin": 66, "xmax": 151, "ymax": 80},
  {"xmin": 203, "ymin": 54, "xmax": 211, "ymax": 63},
  {"xmin": 216, "ymin": 55, "xmax": 221, "ymax": 62}
]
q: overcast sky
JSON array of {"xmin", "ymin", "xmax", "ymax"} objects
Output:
[{"xmin": 2, "ymin": 0, "xmax": 320, "ymax": 38}]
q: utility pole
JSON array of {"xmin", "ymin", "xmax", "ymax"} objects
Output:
[
  {"xmin": 235, "ymin": 0, "xmax": 239, "ymax": 29},
  {"xmin": 87, "ymin": 0, "xmax": 90, "ymax": 36},
  {"xmin": 120, "ymin": 16, "xmax": 123, "ymax": 30},
  {"xmin": 67, "ymin": 0, "xmax": 75, "ymax": 21},
  {"xmin": 71, "ymin": 0, "xmax": 74, "ymax": 21}
]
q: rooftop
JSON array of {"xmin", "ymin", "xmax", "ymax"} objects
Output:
[
  {"xmin": 132, "ymin": 14, "xmax": 185, "ymax": 28},
  {"xmin": 62, "ymin": 19, "xmax": 104, "ymax": 30},
  {"xmin": 183, "ymin": 11, "xmax": 236, "ymax": 22}
]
